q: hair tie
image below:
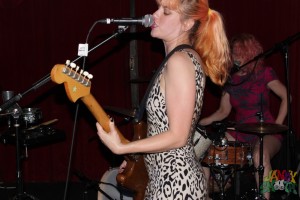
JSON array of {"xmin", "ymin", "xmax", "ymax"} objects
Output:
[{"xmin": 208, "ymin": 8, "xmax": 212, "ymax": 15}]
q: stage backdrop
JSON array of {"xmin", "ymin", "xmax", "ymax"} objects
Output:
[{"xmin": 0, "ymin": 0, "xmax": 299, "ymax": 187}]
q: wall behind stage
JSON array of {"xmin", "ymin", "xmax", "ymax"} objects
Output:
[{"xmin": 0, "ymin": 0, "xmax": 299, "ymax": 185}]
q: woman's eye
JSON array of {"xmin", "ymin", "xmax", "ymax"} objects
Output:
[{"xmin": 164, "ymin": 8, "xmax": 171, "ymax": 15}]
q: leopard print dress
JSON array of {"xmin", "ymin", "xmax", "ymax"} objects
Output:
[{"xmin": 144, "ymin": 49, "xmax": 207, "ymax": 200}]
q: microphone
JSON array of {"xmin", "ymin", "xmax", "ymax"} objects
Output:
[
  {"xmin": 98, "ymin": 14, "xmax": 154, "ymax": 27},
  {"xmin": 230, "ymin": 60, "xmax": 241, "ymax": 74}
]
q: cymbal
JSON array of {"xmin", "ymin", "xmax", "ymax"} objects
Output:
[
  {"xmin": 104, "ymin": 106, "xmax": 136, "ymax": 118},
  {"xmin": 235, "ymin": 122, "xmax": 288, "ymax": 135}
]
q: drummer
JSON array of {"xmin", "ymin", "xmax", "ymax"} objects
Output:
[{"xmin": 199, "ymin": 33, "xmax": 288, "ymax": 200}]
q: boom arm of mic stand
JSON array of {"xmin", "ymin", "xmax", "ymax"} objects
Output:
[
  {"xmin": 0, "ymin": 26, "xmax": 129, "ymax": 113},
  {"xmin": 238, "ymin": 32, "xmax": 300, "ymax": 70}
]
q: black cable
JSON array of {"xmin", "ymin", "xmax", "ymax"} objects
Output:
[
  {"xmin": 62, "ymin": 20, "xmax": 128, "ymax": 200},
  {"xmin": 61, "ymin": 19, "xmax": 101, "ymax": 200},
  {"xmin": 62, "ymin": 103, "xmax": 80, "ymax": 200}
]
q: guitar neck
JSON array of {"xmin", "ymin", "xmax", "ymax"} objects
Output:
[{"xmin": 81, "ymin": 94, "xmax": 129, "ymax": 144}]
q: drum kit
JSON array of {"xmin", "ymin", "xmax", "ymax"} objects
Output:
[
  {"xmin": 0, "ymin": 91, "xmax": 64, "ymax": 147},
  {"xmin": 197, "ymin": 121, "xmax": 288, "ymax": 200}
]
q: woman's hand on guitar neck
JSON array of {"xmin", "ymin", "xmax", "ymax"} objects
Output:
[{"xmin": 96, "ymin": 120, "xmax": 124, "ymax": 155}]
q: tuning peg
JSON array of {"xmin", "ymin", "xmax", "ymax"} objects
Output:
[
  {"xmin": 84, "ymin": 74, "xmax": 93, "ymax": 86},
  {"xmin": 80, "ymin": 71, "xmax": 89, "ymax": 84},
  {"xmin": 83, "ymin": 71, "xmax": 89, "ymax": 77},
  {"xmin": 65, "ymin": 60, "xmax": 71, "ymax": 66},
  {"xmin": 76, "ymin": 69, "xmax": 83, "ymax": 81},
  {"xmin": 67, "ymin": 62, "xmax": 76, "ymax": 76},
  {"xmin": 75, "ymin": 66, "xmax": 79, "ymax": 71},
  {"xmin": 70, "ymin": 62, "xmax": 76, "ymax": 68},
  {"xmin": 87, "ymin": 74, "xmax": 93, "ymax": 80}
]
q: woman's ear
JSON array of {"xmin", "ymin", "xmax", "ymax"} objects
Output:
[{"xmin": 183, "ymin": 19, "xmax": 195, "ymax": 32}]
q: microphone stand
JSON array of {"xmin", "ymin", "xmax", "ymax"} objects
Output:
[
  {"xmin": 0, "ymin": 26, "xmax": 128, "ymax": 114},
  {"xmin": 0, "ymin": 26, "xmax": 129, "ymax": 200},
  {"xmin": 233, "ymin": 32, "xmax": 300, "ymax": 72}
]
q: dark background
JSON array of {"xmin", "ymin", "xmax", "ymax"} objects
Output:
[{"xmin": 0, "ymin": 0, "xmax": 299, "ymax": 199}]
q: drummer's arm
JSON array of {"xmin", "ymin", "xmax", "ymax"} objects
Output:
[
  {"xmin": 268, "ymin": 80, "xmax": 288, "ymax": 124},
  {"xmin": 199, "ymin": 92, "xmax": 232, "ymax": 126}
]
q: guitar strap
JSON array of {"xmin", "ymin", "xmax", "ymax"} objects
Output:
[{"xmin": 134, "ymin": 44, "xmax": 193, "ymax": 122}]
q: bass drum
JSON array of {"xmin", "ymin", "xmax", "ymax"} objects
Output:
[{"xmin": 98, "ymin": 168, "xmax": 133, "ymax": 200}]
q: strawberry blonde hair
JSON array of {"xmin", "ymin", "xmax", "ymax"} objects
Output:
[
  {"xmin": 230, "ymin": 33, "xmax": 264, "ymax": 74},
  {"xmin": 159, "ymin": 0, "xmax": 231, "ymax": 86}
]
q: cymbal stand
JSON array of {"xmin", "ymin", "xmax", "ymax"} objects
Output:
[
  {"xmin": 253, "ymin": 111, "xmax": 266, "ymax": 199},
  {"xmin": 254, "ymin": 134, "xmax": 266, "ymax": 200},
  {"xmin": 11, "ymin": 109, "xmax": 38, "ymax": 200},
  {"xmin": 210, "ymin": 166, "xmax": 233, "ymax": 200}
]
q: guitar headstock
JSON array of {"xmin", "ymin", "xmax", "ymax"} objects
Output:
[{"xmin": 51, "ymin": 60, "xmax": 93, "ymax": 102}]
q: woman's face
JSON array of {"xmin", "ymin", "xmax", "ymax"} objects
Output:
[
  {"xmin": 231, "ymin": 43, "xmax": 246, "ymax": 65},
  {"xmin": 150, "ymin": 1, "xmax": 186, "ymax": 42},
  {"xmin": 231, "ymin": 42, "xmax": 254, "ymax": 75}
]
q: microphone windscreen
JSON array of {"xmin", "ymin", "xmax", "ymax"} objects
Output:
[
  {"xmin": 144, "ymin": 14, "xmax": 154, "ymax": 27},
  {"xmin": 230, "ymin": 61, "xmax": 241, "ymax": 74}
]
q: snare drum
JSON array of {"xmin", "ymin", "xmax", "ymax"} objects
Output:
[
  {"xmin": 98, "ymin": 168, "xmax": 133, "ymax": 200},
  {"xmin": 202, "ymin": 141, "xmax": 252, "ymax": 168}
]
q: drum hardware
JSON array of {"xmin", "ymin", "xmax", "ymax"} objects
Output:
[
  {"xmin": 1, "ymin": 91, "xmax": 39, "ymax": 199},
  {"xmin": 194, "ymin": 121, "xmax": 235, "ymax": 161},
  {"xmin": 1, "ymin": 91, "xmax": 22, "ymax": 128},
  {"xmin": 235, "ymin": 122, "xmax": 288, "ymax": 200},
  {"xmin": 200, "ymin": 122, "xmax": 252, "ymax": 199},
  {"xmin": 199, "ymin": 121, "xmax": 236, "ymax": 142},
  {"xmin": 209, "ymin": 167, "xmax": 234, "ymax": 200},
  {"xmin": 1, "ymin": 125, "xmax": 65, "ymax": 147},
  {"xmin": 1, "ymin": 118, "xmax": 64, "ymax": 147},
  {"xmin": 9, "ymin": 107, "xmax": 39, "ymax": 200},
  {"xmin": 202, "ymin": 141, "xmax": 252, "ymax": 200},
  {"xmin": 0, "ymin": 91, "xmax": 64, "ymax": 199},
  {"xmin": 22, "ymin": 108, "xmax": 43, "ymax": 128}
]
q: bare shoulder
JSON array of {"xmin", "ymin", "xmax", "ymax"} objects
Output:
[{"xmin": 167, "ymin": 48, "xmax": 201, "ymax": 69}]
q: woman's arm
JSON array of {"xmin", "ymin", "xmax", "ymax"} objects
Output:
[
  {"xmin": 97, "ymin": 51, "xmax": 197, "ymax": 154},
  {"xmin": 267, "ymin": 79, "xmax": 288, "ymax": 124},
  {"xmin": 199, "ymin": 92, "xmax": 232, "ymax": 126}
]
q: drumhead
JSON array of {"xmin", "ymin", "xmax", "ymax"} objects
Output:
[
  {"xmin": 98, "ymin": 168, "xmax": 133, "ymax": 200},
  {"xmin": 193, "ymin": 130, "xmax": 212, "ymax": 161}
]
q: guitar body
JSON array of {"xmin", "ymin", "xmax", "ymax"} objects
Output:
[
  {"xmin": 50, "ymin": 64, "xmax": 148, "ymax": 200},
  {"xmin": 117, "ymin": 121, "xmax": 148, "ymax": 200}
]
